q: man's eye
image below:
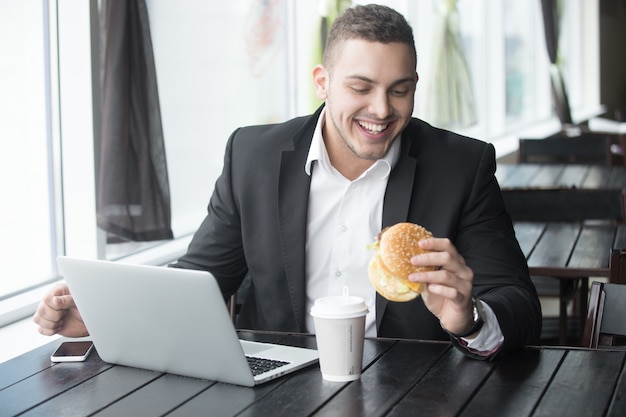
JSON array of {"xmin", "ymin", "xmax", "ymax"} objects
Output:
[
  {"xmin": 351, "ymin": 87, "xmax": 369, "ymax": 94},
  {"xmin": 392, "ymin": 89, "xmax": 409, "ymax": 96}
]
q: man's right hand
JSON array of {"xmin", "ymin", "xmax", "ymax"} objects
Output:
[{"xmin": 32, "ymin": 283, "xmax": 89, "ymax": 337}]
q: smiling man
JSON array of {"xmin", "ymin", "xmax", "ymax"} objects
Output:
[
  {"xmin": 314, "ymin": 38, "xmax": 417, "ymax": 179},
  {"xmin": 34, "ymin": 4, "xmax": 541, "ymax": 360}
]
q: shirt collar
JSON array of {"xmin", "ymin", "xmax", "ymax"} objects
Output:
[{"xmin": 304, "ymin": 108, "xmax": 401, "ymax": 179}]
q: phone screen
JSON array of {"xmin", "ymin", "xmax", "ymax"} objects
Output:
[{"xmin": 50, "ymin": 341, "xmax": 94, "ymax": 362}]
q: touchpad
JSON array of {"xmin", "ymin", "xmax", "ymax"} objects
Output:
[{"xmin": 240, "ymin": 340, "xmax": 273, "ymax": 355}]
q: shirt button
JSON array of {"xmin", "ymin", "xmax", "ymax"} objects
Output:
[
  {"xmin": 335, "ymin": 271, "xmax": 342, "ymax": 278},
  {"xmin": 340, "ymin": 225, "xmax": 347, "ymax": 232}
]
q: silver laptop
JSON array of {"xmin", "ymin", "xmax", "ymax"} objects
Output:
[{"xmin": 57, "ymin": 256, "xmax": 318, "ymax": 387}]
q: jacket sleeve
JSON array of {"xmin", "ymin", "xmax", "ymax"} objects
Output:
[
  {"xmin": 171, "ymin": 129, "xmax": 248, "ymax": 299},
  {"xmin": 452, "ymin": 143, "xmax": 542, "ymax": 355}
]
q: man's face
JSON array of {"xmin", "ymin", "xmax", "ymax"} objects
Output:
[{"xmin": 313, "ymin": 39, "xmax": 417, "ymax": 174}]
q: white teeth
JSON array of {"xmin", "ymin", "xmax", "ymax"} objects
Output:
[{"xmin": 358, "ymin": 121, "xmax": 388, "ymax": 134}]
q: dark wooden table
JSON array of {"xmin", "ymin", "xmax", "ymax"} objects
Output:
[
  {"xmin": 2, "ymin": 332, "xmax": 626, "ymax": 417},
  {"xmin": 496, "ymin": 163, "xmax": 626, "ymax": 189},
  {"xmin": 514, "ymin": 221, "xmax": 626, "ymax": 279},
  {"xmin": 514, "ymin": 221, "xmax": 626, "ymax": 344}
]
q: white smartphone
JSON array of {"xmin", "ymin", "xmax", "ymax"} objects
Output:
[{"xmin": 50, "ymin": 341, "xmax": 94, "ymax": 362}]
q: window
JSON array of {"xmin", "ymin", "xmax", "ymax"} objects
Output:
[
  {"xmin": 0, "ymin": 0, "xmax": 601, "ymax": 326},
  {"xmin": 0, "ymin": 0, "xmax": 59, "ymax": 299},
  {"xmin": 146, "ymin": 0, "xmax": 291, "ymax": 238}
]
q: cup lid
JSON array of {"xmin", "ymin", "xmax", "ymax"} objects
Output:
[{"xmin": 310, "ymin": 295, "xmax": 369, "ymax": 319}]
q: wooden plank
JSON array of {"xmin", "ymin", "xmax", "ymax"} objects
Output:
[
  {"xmin": 533, "ymin": 350, "xmax": 626, "ymax": 417},
  {"xmin": 0, "ymin": 340, "xmax": 57, "ymax": 390},
  {"xmin": 607, "ymin": 363, "xmax": 626, "ymax": 417},
  {"xmin": 0, "ymin": 350, "xmax": 114, "ymax": 417},
  {"xmin": 387, "ymin": 348, "xmax": 494, "ymax": 417},
  {"xmin": 495, "ymin": 163, "xmax": 519, "ymax": 185},
  {"xmin": 556, "ymin": 164, "xmax": 588, "ymax": 187},
  {"xmin": 529, "ymin": 165, "xmax": 565, "ymax": 187},
  {"xmin": 513, "ymin": 222, "xmax": 545, "ymax": 258},
  {"xmin": 166, "ymin": 375, "xmax": 284, "ymax": 417},
  {"xmin": 461, "ymin": 349, "xmax": 565, "ymax": 417},
  {"xmin": 608, "ymin": 167, "xmax": 626, "ymax": 188},
  {"xmin": 526, "ymin": 223, "xmax": 580, "ymax": 269},
  {"xmin": 503, "ymin": 189, "xmax": 624, "ymax": 222},
  {"xmin": 170, "ymin": 338, "xmax": 395, "ymax": 417},
  {"xmin": 581, "ymin": 165, "xmax": 611, "ymax": 188},
  {"xmin": 518, "ymin": 136, "xmax": 610, "ymax": 165},
  {"xmin": 567, "ymin": 224, "xmax": 615, "ymax": 271},
  {"xmin": 312, "ymin": 341, "xmax": 449, "ymax": 417},
  {"xmin": 20, "ymin": 366, "xmax": 162, "ymax": 417},
  {"xmin": 238, "ymin": 338, "xmax": 397, "ymax": 417},
  {"xmin": 92, "ymin": 374, "xmax": 213, "ymax": 417},
  {"xmin": 499, "ymin": 165, "xmax": 542, "ymax": 188}
]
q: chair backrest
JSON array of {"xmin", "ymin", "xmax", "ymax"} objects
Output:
[
  {"xmin": 518, "ymin": 132, "xmax": 615, "ymax": 165},
  {"xmin": 582, "ymin": 281, "xmax": 626, "ymax": 348},
  {"xmin": 609, "ymin": 249, "xmax": 626, "ymax": 285},
  {"xmin": 227, "ymin": 294, "xmax": 237, "ymax": 324},
  {"xmin": 502, "ymin": 187, "xmax": 626, "ymax": 223}
]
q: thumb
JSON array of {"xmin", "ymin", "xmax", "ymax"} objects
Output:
[{"xmin": 52, "ymin": 294, "xmax": 76, "ymax": 310}]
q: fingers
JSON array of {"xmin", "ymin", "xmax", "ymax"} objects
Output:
[
  {"xmin": 409, "ymin": 237, "xmax": 477, "ymax": 332},
  {"xmin": 32, "ymin": 283, "xmax": 77, "ymax": 336},
  {"xmin": 409, "ymin": 237, "xmax": 473, "ymax": 300}
]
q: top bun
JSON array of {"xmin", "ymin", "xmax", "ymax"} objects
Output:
[{"xmin": 379, "ymin": 222, "xmax": 434, "ymax": 278}]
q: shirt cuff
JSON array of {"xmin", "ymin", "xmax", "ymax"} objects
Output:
[{"xmin": 459, "ymin": 300, "xmax": 503, "ymax": 356}]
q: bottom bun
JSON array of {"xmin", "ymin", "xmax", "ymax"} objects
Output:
[{"xmin": 368, "ymin": 255, "xmax": 425, "ymax": 302}]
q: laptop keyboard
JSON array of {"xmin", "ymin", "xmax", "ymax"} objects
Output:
[{"xmin": 246, "ymin": 356, "xmax": 290, "ymax": 376}]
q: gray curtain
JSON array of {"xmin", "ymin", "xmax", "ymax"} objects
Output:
[
  {"xmin": 97, "ymin": 0, "xmax": 173, "ymax": 242},
  {"xmin": 540, "ymin": 0, "xmax": 573, "ymax": 126}
]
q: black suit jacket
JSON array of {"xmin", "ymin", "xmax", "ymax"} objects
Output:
[{"xmin": 175, "ymin": 106, "xmax": 542, "ymax": 353}]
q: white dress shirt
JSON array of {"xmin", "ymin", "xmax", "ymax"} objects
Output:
[
  {"xmin": 304, "ymin": 109, "xmax": 399, "ymax": 337},
  {"xmin": 303, "ymin": 109, "xmax": 503, "ymax": 351}
]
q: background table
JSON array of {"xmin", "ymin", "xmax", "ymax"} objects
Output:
[
  {"xmin": 496, "ymin": 163, "xmax": 626, "ymax": 189},
  {"xmin": 514, "ymin": 221, "xmax": 626, "ymax": 344},
  {"xmin": 1, "ymin": 332, "xmax": 625, "ymax": 417}
]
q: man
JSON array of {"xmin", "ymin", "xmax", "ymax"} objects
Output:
[{"xmin": 34, "ymin": 4, "xmax": 541, "ymax": 359}]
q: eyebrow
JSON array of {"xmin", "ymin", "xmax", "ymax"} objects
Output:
[{"xmin": 345, "ymin": 75, "xmax": 415, "ymax": 87}]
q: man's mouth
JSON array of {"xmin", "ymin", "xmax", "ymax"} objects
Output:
[{"xmin": 358, "ymin": 120, "xmax": 389, "ymax": 134}]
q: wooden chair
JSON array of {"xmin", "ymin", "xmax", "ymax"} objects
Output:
[
  {"xmin": 582, "ymin": 281, "xmax": 626, "ymax": 348},
  {"xmin": 502, "ymin": 188, "xmax": 626, "ymax": 223},
  {"xmin": 518, "ymin": 131, "xmax": 622, "ymax": 166},
  {"xmin": 502, "ymin": 187, "xmax": 626, "ymax": 345},
  {"xmin": 609, "ymin": 249, "xmax": 626, "ymax": 285},
  {"xmin": 226, "ymin": 276, "xmax": 251, "ymax": 325},
  {"xmin": 227, "ymin": 294, "xmax": 237, "ymax": 324}
]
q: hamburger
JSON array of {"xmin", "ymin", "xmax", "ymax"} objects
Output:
[{"xmin": 368, "ymin": 222, "xmax": 436, "ymax": 302}]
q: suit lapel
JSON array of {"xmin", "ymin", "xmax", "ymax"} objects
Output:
[{"xmin": 277, "ymin": 111, "xmax": 319, "ymax": 332}]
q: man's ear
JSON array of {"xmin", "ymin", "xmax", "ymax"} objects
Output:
[{"xmin": 312, "ymin": 64, "xmax": 329, "ymax": 100}]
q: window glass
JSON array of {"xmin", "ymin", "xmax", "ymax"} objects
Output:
[
  {"xmin": 0, "ymin": 0, "xmax": 601, "ymax": 301},
  {"xmin": 503, "ymin": 0, "xmax": 539, "ymax": 124},
  {"xmin": 0, "ymin": 0, "xmax": 57, "ymax": 298},
  {"xmin": 106, "ymin": 0, "xmax": 291, "ymax": 257},
  {"xmin": 504, "ymin": 0, "xmax": 552, "ymax": 126}
]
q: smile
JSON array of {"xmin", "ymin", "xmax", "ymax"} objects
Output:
[{"xmin": 358, "ymin": 120, "xmax": 389, "ymax": 134}]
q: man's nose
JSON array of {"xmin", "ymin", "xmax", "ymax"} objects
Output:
[{"xmin": 368, "ymin": 91, "xmax": 392, "ymax": 119}]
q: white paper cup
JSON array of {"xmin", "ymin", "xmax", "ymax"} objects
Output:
[{"xmin": 310, "ymin": 295, "xmax": 369, "ymax": 382}]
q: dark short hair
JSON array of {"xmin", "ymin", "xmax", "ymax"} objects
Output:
[{"xmin": 323, "ymin": 4, "xmax": 416, "ymax": 70}]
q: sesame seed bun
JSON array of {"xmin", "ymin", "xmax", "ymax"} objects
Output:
[{"xmin": 368, "ymin": 223, "xmax": 435, "ymax": 302}]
